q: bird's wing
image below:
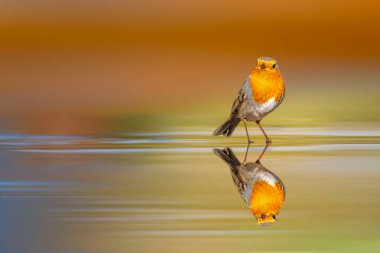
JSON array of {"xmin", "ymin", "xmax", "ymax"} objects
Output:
[
  {"xmin": 231, "ymin": 171, "xmax": 247, "ymax": 194},
  {"xmin": 230, "ymin": 78, "xmax": 250, "ymax": 114}
]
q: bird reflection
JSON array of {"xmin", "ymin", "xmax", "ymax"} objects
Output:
[{"xmin": 214, "ymin": 145, "xmax": 285, "ymax": 226}]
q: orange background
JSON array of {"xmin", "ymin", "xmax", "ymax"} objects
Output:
[{"xmin": 1, "ymin": 0, "xmax": 379, "ymax": 132}]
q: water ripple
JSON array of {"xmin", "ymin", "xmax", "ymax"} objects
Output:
[
  {"xmin": 113, "ymin": 229, "xmax": 294, "ymax": 236},
  {"xmin": 14, "ymin": 144, "xmax": 380, "ymax": 154}
]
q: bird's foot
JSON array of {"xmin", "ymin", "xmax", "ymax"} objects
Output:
[
  {"xmin": 265, "ymin": 139, "xmax": 272, "ymax": 145},
  {"xmin": 247, "ymin": 139, "xmax": 254, "ymax": 144}
]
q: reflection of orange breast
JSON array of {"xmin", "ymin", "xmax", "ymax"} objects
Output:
[
  {"xmin": 250, "ymin": 72, "xmax": 285, "ymax": 105},
  {"xmin": 249, "ymin": 180, "xmax": 285, "ymax": 217}
]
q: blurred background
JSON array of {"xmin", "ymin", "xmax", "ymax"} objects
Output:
[
  {"xmin": 1, "ymin": 0, "xmax": 380, "ymax": 134},
  {"xmin": 1, "ymin": 1, "xmax": 380, "ymax": 253}
]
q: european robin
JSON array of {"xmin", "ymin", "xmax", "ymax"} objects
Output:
[
  {"xmin": 213, "ymin": 57, "xmax": 286, "ymax": 144},
  {"xmin": 214, "ymin": 147, "xmax": 285, "ymax": 226}
]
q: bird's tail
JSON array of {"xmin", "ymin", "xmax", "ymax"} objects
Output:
[
  {"xmin": 213, "ymin": 114, "xmax": 241, "ymax": 136},
  {"xmin": 213, "ymin": 147, "xmax": 241, "ymax": 173}
]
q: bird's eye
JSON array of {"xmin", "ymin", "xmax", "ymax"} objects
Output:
[
  {"xmin": 260, "ymin": 214, "xmax": 266, "ymax": 219},
  {"xmin": 272, "ymin": 215, "xmax": 277, "ymax": 220},
  {"xmin": 272, "ymin": 64, "xmax": 277, "ymax": 69}
]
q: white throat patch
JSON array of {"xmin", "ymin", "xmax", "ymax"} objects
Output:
[{"xmin": 256, "ymin": 97, "xmax": 277, "ymax": 114}]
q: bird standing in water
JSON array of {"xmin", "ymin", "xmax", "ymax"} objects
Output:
[{"xmin": 213, "ymin": 57, "xmax": 286, "ymax": 144}]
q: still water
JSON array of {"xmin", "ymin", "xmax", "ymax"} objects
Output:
[{"xmin": 1, "ymin": 127, "xmax": 379, "ymax": 253}]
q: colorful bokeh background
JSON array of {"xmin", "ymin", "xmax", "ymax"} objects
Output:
[{"xmin": 1, "ymin": 0, "xmax": 380, "ymax": 133}]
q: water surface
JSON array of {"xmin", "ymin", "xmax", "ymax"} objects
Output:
[{"xmin": 1, "ymin": 127, "xmax": 379, "ymax": 253}]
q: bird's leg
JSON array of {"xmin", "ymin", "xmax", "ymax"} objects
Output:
[
  {"xmin": 242, "ymin": 141, "xmax": 251, "ymax": 165},
  {"xmin": 243, "ymin": 119, "xmax": 254, "ymax": 144},
  {"xmin": 255, "ymin": 120, "xmax": 272, "ymax": 145},
  {"xmin": 255, "ymin": 142, "xmax": 269, "ymax": 163}
]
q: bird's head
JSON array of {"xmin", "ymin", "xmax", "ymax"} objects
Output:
[
  {"xmin": 254, "ymin": 57, "xmax": 279, "ymax": 73},
  {"xmin": 255, "ymin": 212, "xmax": 278, "ymax": 226}
]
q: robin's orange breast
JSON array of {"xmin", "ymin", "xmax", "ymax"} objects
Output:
[
  {"xmin": 249, "ymin": 179, "xmax": 285, "ymax": 218},
  {"xmin": 249, "ymin": 71, "xmax": 285, "ymax": 105}
]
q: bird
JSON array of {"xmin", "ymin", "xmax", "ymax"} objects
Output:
[
  {"xmin": 213, "ymin": 57, "xmax": 285, "ymax": 144},
  {"xmin": 214, "ymin": 147, "xmax": 286, "ymax": 226}
]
